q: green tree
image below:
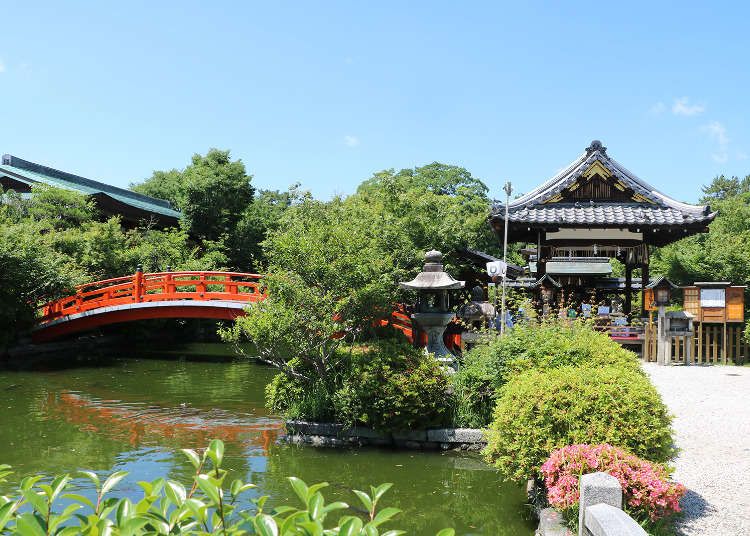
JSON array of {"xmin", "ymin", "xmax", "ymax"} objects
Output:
[
  {"xmin": 227, "ymin": 185, "xmax": 300, "ymax": 271},
  {"xmin": 355, "ymin": 162, "xmax": 510, "ymax": 278},
  {"xmin": 699, "ymin": 174, "xmax": 750, "ymax": 204},
  {"xmin": 132, "ymin": 149, "xmax": 255, "ymax": 243},
  {"xmin": 0, "ymin": 219, "xmax": 86, "ymax": 350},
  {"xmin": 222, "ymin": 197, "xmax": 396, "ymax": 383}
]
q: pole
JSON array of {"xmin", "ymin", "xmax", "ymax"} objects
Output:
[{"xmin": 500, "ymin": 181, "xmax": 512, "ymax": 336}]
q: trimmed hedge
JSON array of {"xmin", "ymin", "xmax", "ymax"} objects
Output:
[
  {"xmin": 482, "ymin": 364, "xmax": 675, "ymax": 481},
  {"xmin": 452, "ymin": 320, "xmax": 642, "ymax": 427}
]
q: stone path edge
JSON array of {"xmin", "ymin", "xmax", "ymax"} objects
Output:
[{"xmin": 283, "ymin": 420, "xmax": 486, "ymax": 450}]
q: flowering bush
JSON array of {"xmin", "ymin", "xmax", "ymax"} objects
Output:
[{"xmin": 541, "ymin": 443, "xmax": 686, "ymax": 527}]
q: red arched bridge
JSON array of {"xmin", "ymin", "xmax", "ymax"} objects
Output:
[
  {"xmin": 33, "ymin": 269, "xmax": 427, "ymax": 345},
  {"xmin": 33, "ymin": 271, "xmax": 265, "ymax": 343}
]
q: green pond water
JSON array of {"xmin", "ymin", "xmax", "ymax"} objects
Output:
[{"xmin": 0, "ymin": 344, "xmax": 534, "ymax": 535}]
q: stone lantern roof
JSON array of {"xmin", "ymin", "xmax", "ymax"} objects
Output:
[{"xmin": 399, "ymin": 250, "xmax": 465, "ymax": 291}]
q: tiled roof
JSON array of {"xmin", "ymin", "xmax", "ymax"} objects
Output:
[
  {"xmin": 491, "ymin": 141, "xmax": 715, "ymax": 227},
  {"xmin": 0, "ymin": 154, "xmax": 181, "ymax": 219},
  {"xmin": 507, "ymin": 202, "xmax": 708, "ymax": 226}
]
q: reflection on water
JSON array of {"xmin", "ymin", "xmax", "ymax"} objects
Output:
[{"xmin": 0, "ymin": 345, "xmax": 534, "ymax": 535}]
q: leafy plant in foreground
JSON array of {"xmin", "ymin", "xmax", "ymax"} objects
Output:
[{"xmin": 0, "ymin": 439, "xmax": 454, "ymax": 535}]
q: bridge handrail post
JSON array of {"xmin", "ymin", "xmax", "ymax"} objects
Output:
[
  {"xmin": 197, "ymin": 273, "xmax": 206, "ymax": 296},
  {"xmin": 227, "ymin": 275, "xmax": 238, "ymax": 295},
  {"xmin": 165, "ymin": 273, "xmax": 175, "ymax": 296},
  {"xmin": 134, "ymin": 264, "xmax": 143, "ymax": 303}
]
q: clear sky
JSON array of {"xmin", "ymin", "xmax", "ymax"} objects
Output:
[{"xmin": 1, "ymin": 1, "xmax": 748, "ymax": 202}]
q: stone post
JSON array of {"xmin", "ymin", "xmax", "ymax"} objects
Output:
[
  {"xmin": 656, "ymin": 305, "xmax": 669, "ymax": 365},
  {"xmin": 578, "ymin": 472, "xmax": 622, "ymax": 536}
]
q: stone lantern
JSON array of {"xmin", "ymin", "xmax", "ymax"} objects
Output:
[{"xmin": 399, "ymin": 250, "xmax": 465, "ymax": 369}]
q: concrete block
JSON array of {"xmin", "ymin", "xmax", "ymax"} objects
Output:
[
  {"xmin": 427, "ymin": 428, "xmax": 485, "ymax": 443},
  {"xmin": 584, "ymin": 504, "xmax": 647, "ymax": 536},
  {"xmin": 285, "ymin": 421, "xmax": 343, "ymax": 436},
  {"xmin": 578, "ymin": 473, "xmax": 622, "ymax": 536},
  {"xmin": 393, "ymin": 430, "xmax": 427, "ymax": 442},
  {"xmin": 340, "ymin": 426, "xmax": 388, "ymax": 440},
  {"xmin": 537, "ymin": 508, "xmax": 573, "ymax": 536}
]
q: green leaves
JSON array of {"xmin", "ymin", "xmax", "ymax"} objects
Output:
[
  {"xmin": 206, "ymin": 439, "xmax": 224, "ymax": 468},
  {"xmin": 0, "ymin": 440, "xmax": 444, "ymax": 535},
  {"xmin": 181, "ymin": 449, "xmax": 201, "ymax": 470},
  {"xmin": 102, "ymin": 471, "xmax": 130, "ymax": 495}
]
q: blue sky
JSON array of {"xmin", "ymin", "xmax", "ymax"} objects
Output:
[{"xmin": 1, "ymin": 1, "xmax": 748, "ymax": 202}]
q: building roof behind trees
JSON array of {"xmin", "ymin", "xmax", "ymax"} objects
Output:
[{"xmin": 0, "ymin": 154, "xmax": 181, "ymax": 226}]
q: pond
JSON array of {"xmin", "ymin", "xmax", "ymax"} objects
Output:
[{"xmin": 0, "ymin": 344, "xmax": 535, "ymax": 535}]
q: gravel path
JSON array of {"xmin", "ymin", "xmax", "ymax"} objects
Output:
[{"xmin": 642, "ymin": 363, "xmax": 750, "ymax": 536}]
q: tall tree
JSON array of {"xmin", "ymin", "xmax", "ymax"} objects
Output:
[{"xmin": 132, "ymin": 149, "xmax": 255, "ymax": 242}]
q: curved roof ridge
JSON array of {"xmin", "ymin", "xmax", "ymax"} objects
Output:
[
  {"xmin": 603, "ymin": 153, "xmax": 709, "ymax": 215},
  {"xmin": 506, "ymin": 151, "xmax": 589, "ymax": 208},
  {"xmin": 502, "ymin": 141, "xmax": 712, "ymax": 217}
]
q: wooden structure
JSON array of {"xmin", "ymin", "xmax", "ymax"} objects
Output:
[
  {"xmin": 641, "ymin": 281, "xmax": 748, "ymax": 364},
  {"xmin": 489, "ymin": 140, "xmax": 716, "ymax": 316}
]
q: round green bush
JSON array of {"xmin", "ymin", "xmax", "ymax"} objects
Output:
[
  {"xmin": 482, "ymin": 364, "xmax": 675, "ymax": 481},
  {"xmin": 452, "ymin": 320, "xmax": 642, "ymax": 428},
  {"xmin": 332, "ymin": 348, "xmax": 451, "ymax": 431},
  {"xmin": 266, "ymin": 341, "xmax": 452, "ymax": 431}
]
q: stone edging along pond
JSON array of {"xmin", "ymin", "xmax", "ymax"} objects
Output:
[{"xmin": 283, "ymin": 421, "xmax": 486, "ymax": 451}]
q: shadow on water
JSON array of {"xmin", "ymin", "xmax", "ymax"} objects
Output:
[{"xmin": 0, "ymin": 335, "xmax": 536, "ymax": 535}]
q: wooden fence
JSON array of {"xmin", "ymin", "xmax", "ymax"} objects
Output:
[{"xmin": 643, "ymin": 322, "xmax": 749, "ymax": 364}]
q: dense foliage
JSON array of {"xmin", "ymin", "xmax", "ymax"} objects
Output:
[
  {"xmin": 265, "ymin": 341, "xmax": 452, "ymax": 432},
  {"xmin": 541, "ymin": 444, "xmax": 685, "ymax": 533},
  {"xmin": 482, "ymin": 364, "xmax": 675, "ymax": 482},
  {"xmin": 131, "ymin": 150, "xmax": 301, "ymax": 272},
  {"xmin": 0, "ymin": 219, "xmax": 87, "ymax": 350},
  {"xmin": 222, "ymin": 162, "xmax": 501, "ymax": 422},
  {"xmin": 651, "ymin": 174, "xmax": 750, "ymax": 324},
  {"xmin": 131, "ymin": 149, "xmax": 255, "ymax": 243},
  {"xmin": 0, "ymin": 439, "xmax": 452, "ymax": 535},
  {"xmin": 451, "ymin": 320, "xmax": 641, "ymax": 428}
]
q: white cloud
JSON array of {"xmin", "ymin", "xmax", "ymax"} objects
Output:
[
  {"xmin": 0, "ymin": 60, "xmax": 5, "ymax": 73},
  {"xmin": 343, "ymin": 135, "xmax": 360, "ymax": 148},
  {"xmin": 672, "ymin": 97, "xmax": 705, "ymax": 116},
  {"xmin": 648, "ymin": 101, "xmax": 665, "ymax": 116},
  {"xmin": 702, "ymin": 121, "xmax": 730, "ymax": 163}
]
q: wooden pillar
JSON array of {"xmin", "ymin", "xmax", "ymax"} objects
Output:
[
  {"xmin": 624, "ymin": 265, "xmax": 633, "ymax": 316},
  {"xmin": 536, "ymin": 232, "xmax": 546, "ymax": 278},
  {"xmin": 641, "ymin": 263, "xmax": 649, "ymax": 316}
]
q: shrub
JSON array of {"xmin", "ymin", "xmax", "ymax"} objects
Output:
[
  {"xmin": 483, "ymin": 365, "xmax": 675, "ymax": 481},
  {"xmin": 265, "ymin": 357, "xmax": 337, "ymax": 422},
  {"xmin": 266, "ymin": 340, "xmax": 452, "ymax": 432},
  {"xmin": 452, "ymin": 320, "xmax": 642, "ymax": 427},
  {"xmin": 541, "ymin": 444, "xmax": 686, "ymax": 531},
  {"xmin": 332, "ymin": 342, "xmax": 452, "ymax": 431},
  {"xmin": 0, "ymin": 439, "xmax": 454, "ymax": 536}
]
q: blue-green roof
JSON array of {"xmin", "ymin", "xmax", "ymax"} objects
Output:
[{"xmin": 0, "ymin": 154, "xmax": 182, "ymax": 220}]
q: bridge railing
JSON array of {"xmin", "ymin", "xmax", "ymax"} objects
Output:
[{"xmin": 40, "ymin": 270, "xmax": 264, "ymax": 324}]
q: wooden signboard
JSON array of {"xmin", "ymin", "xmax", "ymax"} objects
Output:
[
  {"xmin": 683, "ymin": 284, "xmax": 745, "ymax": 323},
  {"xmin": 727, "ymin": 287, "xmax": 745, "ymax": 322},
  {"xmin": 683, "ymin": 287, "xmax": 699, "ymax": 317}
]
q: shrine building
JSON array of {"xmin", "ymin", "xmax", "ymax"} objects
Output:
[{"xmin": 489, "ymin": 140, "xmax": 717, "ymax": 316}]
